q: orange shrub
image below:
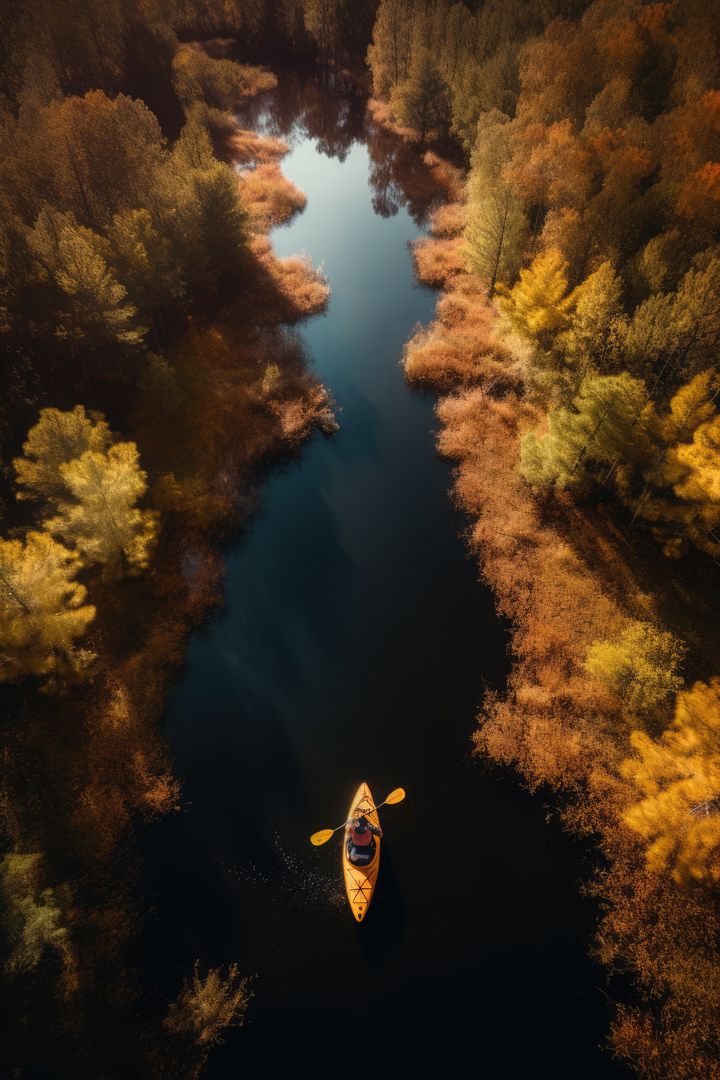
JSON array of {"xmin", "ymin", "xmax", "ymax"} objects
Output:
[
  {"xmin": 227, "ymin": 129, "xmax": 289, "ymax": 166},
  {"xmin": 413, "ymin": 235, "xmax": 465, "ymax": 286},
  {"xmin": 237, "ymin": 163, "xmax": 306, "ymax": 230}
]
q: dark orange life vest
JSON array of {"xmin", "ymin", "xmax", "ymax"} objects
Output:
[{"xmin": 351, "ymin": 824, "xmax": 372, "ymax": 846}]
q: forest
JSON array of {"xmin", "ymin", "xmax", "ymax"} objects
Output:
[{"xmin": 1, "ymin": 0, "xmax": 719, "ymax": 1076}]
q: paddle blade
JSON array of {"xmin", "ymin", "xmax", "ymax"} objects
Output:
[
  {"xmin": 310, "ymin": 829, "xmax": 335, "ymax": 846},
  {"xmin": 385, "ymin": 787, "xmax": 406, "ymax": 805}
]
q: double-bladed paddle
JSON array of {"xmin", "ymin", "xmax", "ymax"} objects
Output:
[{"xmin": 309, "ymin": 787, "xmax": 406, "ymax": 846}]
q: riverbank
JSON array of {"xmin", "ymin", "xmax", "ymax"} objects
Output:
[
  {"xmin": 0, "ymin": 63, "xmax": 336, "ymax": 1075},
  {"xmin": 399, "ymin": 165, "xmax": 720, "ymax": 1076}
]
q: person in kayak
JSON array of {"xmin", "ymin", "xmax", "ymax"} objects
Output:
[{"xmin": 346, "ymin": 814, "xmax": 382, "ymax": 866}]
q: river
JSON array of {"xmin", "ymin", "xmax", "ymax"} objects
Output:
[{"xmin": 141, "ymin": 71, "xmax": 625, "ymax": 1076}]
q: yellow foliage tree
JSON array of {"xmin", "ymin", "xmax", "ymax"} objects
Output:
[
  {"xmin": 496, "ymin": 248, "xmax": 575, "ymax": 346},
  {"xmin": 632, "ymin": 372, "xmax": 720, "ymax": 557},
  {"xmin": 621, "ymin": 679, "xmax": 720, "ymax": 883},
  {"xmin": 14, "ymin": 405, "xmax": 111, "ymax": 502},
  {"xmin": 27, "ymin": 208, "xmax": 145, "ymax": 347},
  {"xmin": 658, "ymin": 368, "xmax": 718, "ymax": 444},
  {"xmin": 0, "ymin": 531, "xmax": 95, "ymax": 683},
  {"xmin": 0, "ymin": 853, "xmax": 69, "ymax": 975},
  {"xmin": 555, "ymin": 260, "xmax": 623, "ymax": 365},
  {"xmin": 584, "ymin": 619, "xmax": 685, "ymax": 719},
  {"xmin": 46, "ymin": 443, "xmax": 158, "ymax": 576}
]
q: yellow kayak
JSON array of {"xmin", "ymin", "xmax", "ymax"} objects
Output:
[{"xmin": 343, "ymin": 781, "xmax": 380, "ymax": 922}]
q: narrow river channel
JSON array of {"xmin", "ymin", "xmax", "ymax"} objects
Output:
[{"xmin": 142, "ymin": 71, "xmax": 625, "ymax": 1076}]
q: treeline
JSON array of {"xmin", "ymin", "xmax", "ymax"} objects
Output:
[
  {"xmin": 162, "ymin": 0, "xmax": 379, "ymax": 66},
  {"xmin": 367, "ymin": 0, "xmax": 720, "ymax": 1074},
  {"xmin": 369, "ymin": 0, "xmax": 720, "ymax": 561},
  {"xmin": 382, "ymin": 0, "xmax": 720, "ymax": 870},
  {"xmin": 0, "ymin": 4, "xmax": 271, "ymax": 689},
  {"xmin": 0, "ymin": 56, "xmax": 254, "ymax": 368}
]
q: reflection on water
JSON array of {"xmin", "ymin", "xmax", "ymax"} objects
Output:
[
  {"xmin": 139, "ymin": 68, "xmax": 626, "ymax": 1078},
  {"xmin": 242, "ymin": 67, "xmax": 447, "ymax": 223}
]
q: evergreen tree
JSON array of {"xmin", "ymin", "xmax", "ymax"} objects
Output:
[
  {"xmin": 465, "ymin": 189, "xmax": 526, "ymax": 295},
  {"xmin": 391, "ymin": 49, "xmax": 451, "ymax": 140},
  {"xmin": 192, "ymin": 162, "xmax": 248, "ymax": 282}
]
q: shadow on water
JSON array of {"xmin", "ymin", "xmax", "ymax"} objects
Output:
[
  {"xmin": 141, "ymin": 68, "xmax": 629, "ymax": 1078},
  {"xmin": 357, "ymin": 845, "xmax": 407, "ymax": 968}
]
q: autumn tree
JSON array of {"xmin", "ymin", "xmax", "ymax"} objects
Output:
[
  {"xmin": 0, "ymin": 530, "xmax": 95, "ymax": 684},
  {"xmin": 31, "ymin": 91, "xmax": 166, "ymax": 230},
  {"xmin": 632, "ymin": 373, "xmax": 720, "ymax": 558},
  {"xmin": 46, "ymin": 443, "xmax": 158, "ymax": 577},
  {"xmin": 1, "ymin": 0, "xmax": 127, "ymax": 98},
  {"xmin": 27, "ymin": 207, "xmax": 145, "ymax": 347},
  {"xmin": 302, "ymin": 0, "xmax": 342, "ymax": 62},
  {"xmin": 556, "ymin": 261, "xmax": 623, "ymax": 367},
  {"xmin": 14, "ymin": 405, "xmax": 111, "ymax": 502},
  {"xmin": 496, "ymin": 248, "xmax": 574, "ymax": 347},
  {"xmin": 516, "ymin": 18, "xmax": 601, "ymax": 128},
  {"xmin": 676, "ymin": 163, "xmax": 720, "ymax": 247},
  {"xmin": 520, "ymin": 373, "xmax": 651, "ymax": 490},
  {"xmin": 618, "ymin": 251, "xmax": 720, "ymax": 379},
  {"xmin": 506, "ymin": 119, "xmax": 594, "ymax": 213},
  {"xmin": 621, "ymin": 679, "xmax": 720, "ymax": 883},
  {"xmin": 632, "ymin": 229, "xmax": 685, "ymax": 296},
  {"xmin": 584, "ymin": 619, "xmax": 685, "ymax": 720},
  {"xmin": 0, "ymin": 853, "xmax": 69, "ymax": 975},
  {"xmin": 106, "ymin": 207, "xmax": 180, "ymax": 332}
]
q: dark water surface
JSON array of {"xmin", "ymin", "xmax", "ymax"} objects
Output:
[{"xmin": 143, "ymin": 73, "xmax": 624, "ymax": 1076}]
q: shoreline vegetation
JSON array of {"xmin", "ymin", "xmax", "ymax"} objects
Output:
[
  {"xmin": 364, "ymin": 0, "xmax": 720, "ymax": 1075},
  {"xmin": 0, "ymin": 7, "xmax": 336, "ymax": 1074}
]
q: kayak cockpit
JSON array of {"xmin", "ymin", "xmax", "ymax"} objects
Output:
[{"xmin": 346, "ymin": 835, "xmax": 378, "ymax": 866}]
